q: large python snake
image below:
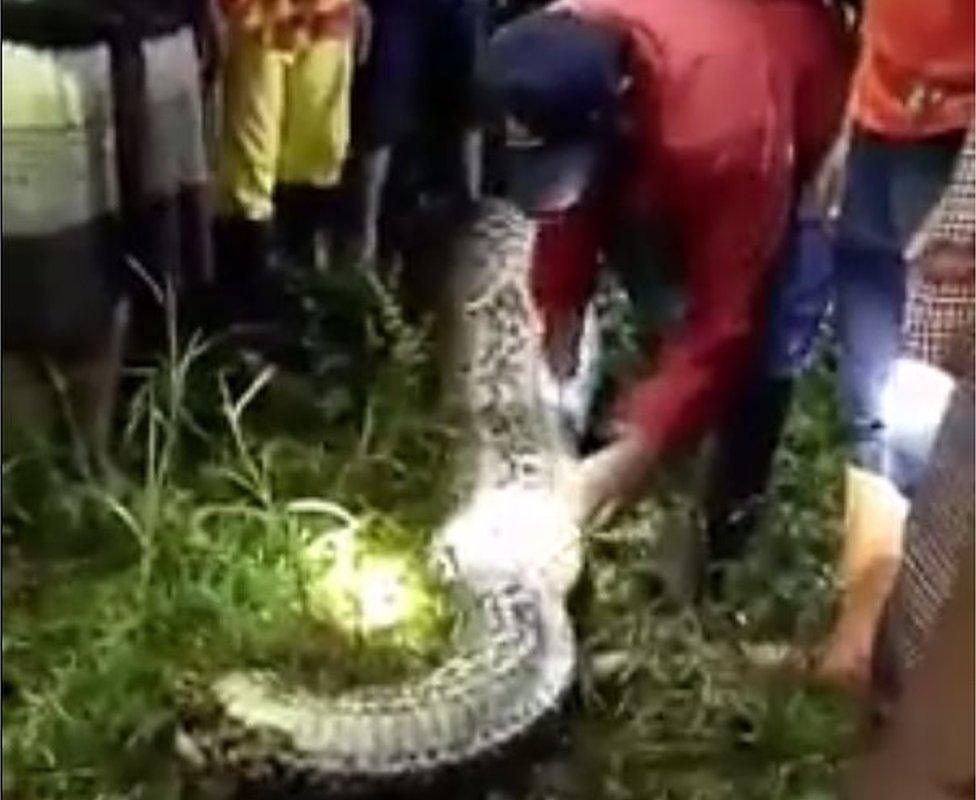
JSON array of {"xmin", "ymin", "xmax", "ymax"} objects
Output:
[{"xmin": 177, "ymin": 200, "xmax": 586, "ymax": 796}]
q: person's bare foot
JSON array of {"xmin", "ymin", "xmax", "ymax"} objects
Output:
[
  {"xmin": 810, "ymin": 557, "xmax": 903, "ymax": 697},
  {"xmin": 735, "ymin": 633, "xmax": 871, "ymax": 697},
  {"xmin": 810, "ymin": 626, "xmax": 873, "ymax": 696}
]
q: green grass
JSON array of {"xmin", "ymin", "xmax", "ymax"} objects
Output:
[
  {"xmin": 560, "ymin": 356, "xmax": 854, "ymax": 800},
  {"xmin": 2, "ymin": 277, "xmax": 855, "ymax": 800}
]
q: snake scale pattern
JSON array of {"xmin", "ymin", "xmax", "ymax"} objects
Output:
[{"xmin": 177, "ymin": 200, "xmax": 583, "ymax": 796}]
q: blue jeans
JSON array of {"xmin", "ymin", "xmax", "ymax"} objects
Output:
[
  {"xmin": 705, "ymin": 130, "xmax": 961, "ymax": 569},
  {"xmin": 763, "ymin": 128, "xmax": 962, "ymax": 492}
]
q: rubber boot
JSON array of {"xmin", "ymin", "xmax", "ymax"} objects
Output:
[
  {"xmin": 213, "ymin": 217, "xmax": 311, "ymax": 368},
  {"xmin": 816, "ymin": 464, "xmax": 909, "ymax": 694},
  {"xmin": 701, "ymin": 376, "xmax": 795, "ymax": 599},
  {"xmin": 213, "ymin": 217, "xmax": 290, "ymax": 326},
  {"xmin": 214, "ymin": 217, "xmax": 268, "ymax": 284},
  {"xmin": 274, "ymin": 183, "xmax": 327, "ymax": 272}
]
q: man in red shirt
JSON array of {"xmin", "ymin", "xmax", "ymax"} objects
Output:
[{"xmin": 479, "ymin": 3, "xmax": 848, "ymax": 535}]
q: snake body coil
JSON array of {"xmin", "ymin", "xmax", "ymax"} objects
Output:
[{"xmin": 177, "ymin": 201, "xmax": 582, "ymax": 795}]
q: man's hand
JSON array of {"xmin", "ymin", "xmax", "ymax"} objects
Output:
[{"xmin": 567, "ymin": 428, "xmax": 655, "ymax": 525}]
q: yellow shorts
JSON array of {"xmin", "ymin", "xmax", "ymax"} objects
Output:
[{"xmin": 217, "ymin": 29, "xmax": 353, "ymax": 220}]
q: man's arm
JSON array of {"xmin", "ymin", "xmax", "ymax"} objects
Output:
[
  {"xmin": 573, "ymin": 159, "xmax": 792, "ymax": 523},
  {"xmin": 616, "ymin": 206, "xmax": 777, "ymax": 455}
]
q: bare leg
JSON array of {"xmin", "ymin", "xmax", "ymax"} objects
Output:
[
  {"xmin": 66, "ymin": 298, "xmax": 130, "ymax": 480},
  {"xmin": 459, "ymin": 127, "xmax": 483, "ymax": 203},
  {"xmin": 816, "ymin": 464, "xmax": 908, "ymax": 694},
  {"xmin": 352, "ymin": 145, "xmax": 392, "ymax": 266},
  {"xmin": 1, "ymin": 354, "xmax": 56, "ymax": 454}
]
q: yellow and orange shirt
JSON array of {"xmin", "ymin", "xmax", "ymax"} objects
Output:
[{"xmin": 221, "ymin": 0, "xmax": 356, "ymax": 50}]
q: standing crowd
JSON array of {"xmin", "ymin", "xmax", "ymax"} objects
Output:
[{"xmin": 3, "ymin": 0, "xmax": 973, "ymax": 794}]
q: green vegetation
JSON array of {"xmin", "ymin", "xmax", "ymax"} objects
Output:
[
  {"xmin": 562, "ymin": 352, "xmax": 854, "ymax": 800},
  {"xmin": 2, "ymin": 275, "xmax": 855, "ymax": 800}
]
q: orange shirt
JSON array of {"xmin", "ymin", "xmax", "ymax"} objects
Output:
[
  {"xmin": 851, "ymin": 0, "xmax": 974, "ymax": 139},
  {"xmin": 221, "ymin": 0, "xmax": 355, "ymax": 50}
]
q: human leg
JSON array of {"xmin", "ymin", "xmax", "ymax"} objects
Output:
[
  {"xmin": 834, "ymin": 131, "xmax": 961, "ymax": 489},
  {"xmin": 460, "ymin": 127, "xmax": 484, "ymax": 204},
  {"xmin": 703, "ymin": 208, "xmax": 834, "ymax": 589},
  {"xmin": 430, "ymin": 0, "xmax": 490, "ymax": 204},
  {"xmin": 346, "ymin": 0, "xmax": 423, "ymax": 264},
  {"xmin": 818, "ymin": 129, "xmax": 961, "ymax": 690},
  {"xmin": 214, "ymin": 27, "xmax": 285, "ymax": 299},
  {"xmin": 278, "ymin": 36, "xmax": 353, "ymax": 190},
  {"xmin": 350, "ymin": 145, "xmax": 393, "ymax": 265},
  {"xmin": 216, "ymin": 30, "xmax": 284, "ymax": 224},
  {"xmin": 135, "ymin": 25, "xmax": 214, "ymax": 345},
  {"xmin": 275, "ymin": 36, "xmax": 353, "ymax": 270}
]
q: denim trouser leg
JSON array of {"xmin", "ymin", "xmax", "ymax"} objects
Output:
[
  {"xmin": 704, "ymin": 130, "xmax": 961, "ymax": 572},
  {"xmin": 834, "ymin": 131, "xmax": 961, "ymax": 492}
]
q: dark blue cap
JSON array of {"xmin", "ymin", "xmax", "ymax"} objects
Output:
[{"xmin": 479, "ymin": 10, "xmax": 624, "ymax": 213}]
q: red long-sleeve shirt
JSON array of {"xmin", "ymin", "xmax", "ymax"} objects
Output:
[{"xmin": 533, "ymin": 0, "xmax": 849, "ymax": 455}]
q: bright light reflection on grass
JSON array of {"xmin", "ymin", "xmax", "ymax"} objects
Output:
[{"xmin": 301, "ymin": 522, "xmax": 446, "ymax": 644}]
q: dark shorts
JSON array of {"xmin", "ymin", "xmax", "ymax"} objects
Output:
[{"xmin": 353, "ymin": 0, "xmax": 490, "ymax": 148}]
